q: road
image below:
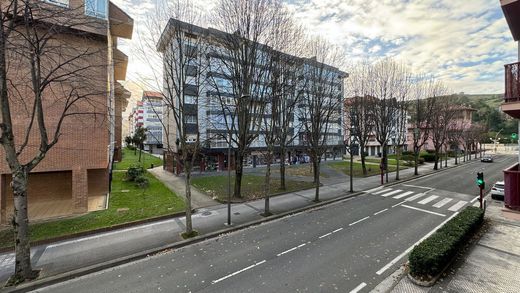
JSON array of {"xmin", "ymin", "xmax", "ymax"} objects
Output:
[{"xmin": 33, "ymin": 155, "xmax": 513, "ymax": 293}]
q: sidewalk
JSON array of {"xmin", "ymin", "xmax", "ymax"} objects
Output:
[
  {"xmin": 0, "ymin": 156, "xmax": 470, "ymax": 285},
  {"xmin": 388, "ymin": 195, "xmax": 520, "ymax": 293}
]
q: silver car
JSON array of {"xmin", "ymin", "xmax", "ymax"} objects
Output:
[{"xmin": 491, "ymin": 181, "xmax": 505, "ymax": 200}]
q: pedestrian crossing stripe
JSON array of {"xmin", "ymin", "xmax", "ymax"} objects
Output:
[{"xmin": 370, "ymin": 189, "xmax": 468, "ymax": 212}]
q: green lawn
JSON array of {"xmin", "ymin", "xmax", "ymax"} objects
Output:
[
  {"xmin": 364, "ymin": 158, "xmax": 410, "ymax": 166},
  {"xmin": 191, "ymin": 174, "xmax": 315, "ymax": 202},
  {"xmin": 328, "ymin": 161, "xmax": 402, "ymax": 177},
  {"xmin": 114, "ymin": 147, "xmax": 163, "ymax": 170},
  {"xmin": 0, "ymin": 171, "xmax": 184, "ymax": 249},
  {"xmin": 282, "ymin": 164, "xmax": 328, "ymax": 178}
]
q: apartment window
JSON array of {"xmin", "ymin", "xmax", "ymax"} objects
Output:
[
  {"xmin": 185, "ymin": 115, "xmax": 197, "ymax": 124},
  {"xmin": 85, "ymin": 0, "xmax": 107, "ymax": 19},
  {"xmin": 43, "ymin": 0, "xmax": 69, "ymax": 7},
  {"xmin": 184, "ymin": 95, "xmax": 197, "ymax": 104}
]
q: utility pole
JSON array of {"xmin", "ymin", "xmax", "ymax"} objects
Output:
[{"xmin": 227, "ymin": 130, "xmax": 232, "ymax": 226}]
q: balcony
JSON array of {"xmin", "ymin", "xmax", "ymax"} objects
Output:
[{"xmin": 502, "ymin": 62, "xmax": 520, "ymax": 119}]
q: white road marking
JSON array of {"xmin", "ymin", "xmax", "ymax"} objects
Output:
[
  {"xmin": 212, "ymin": 260, "xmax": 266, "ymax": 284},
  {"xmin": 349, "ymin": 282, "xmax": 367, "ymax": 293},
  {"xmin": 418, "ymin": 195, "xmax": 439, "ymax": 205},
  {"xmin": 393, "ymin": 191, "xmax": 414, "ymax": 199},
  {"xmin": 349, "ymin": 216, "xmax": 370, "ymax": 226},
  {"xmin": 392, "ymin": 201, "xmax": 406, "ymax": 208},
  {"xmin": 376, "ymin": 211, "xmax": 460, "ymax": 275},
  {"xmin": 402, "ymin": 184, "xmax": 435, "ymax": 191},
  {"xmin": 374, "ymin": 208, "xmax": 388, "ymax": 215},
  {"xmin": 401, "ymin": 205, "xmax": 446, "ymax": 217},
  {"xmin": 319, "ymin": 232, "xmax": 333, "ymax": 239},
  {"xmin": 372, "ymin": 188, "xmax": 391, "ymax": 195},
  {"xmin": 380, "ymin": 190, "xmax": 403, "ymax": 197},
  {"xmin": 470, "ymin": 196, "xmax": 479, "ymax": 203},
  {"xmin": 433, "ymin": 198, "xmax": 453, "ymax": 208},
  {"xmin": 365, "ymin": 187, "xmax": 383, "ymax": 193},
  {"xmin": 405, "ymin": 193, "xmax": 426, "ymax": 202},
  {"xmin": 448, "ymin": 200, "xmax": 467, "ymax": 212},
  {"xmin": 276, "ymin": 244, "xmax": 306, "ymax": 257},
  {"xmin": 332, "ymin": 228, "xmax": 343, "ymax": 233}
]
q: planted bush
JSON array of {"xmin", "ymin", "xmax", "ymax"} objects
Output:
[
  {"xmin": 420, "ymin": 153, "xmax": 436, "ymax": 162},
  {"xmin": 126, "ymin": 165, "xmax": 144, "ymax": 182},
  {"xmin": 409, "ymin": 207, "xmax": 484, "ymax": 279}
]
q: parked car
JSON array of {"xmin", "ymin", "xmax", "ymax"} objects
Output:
[
  {"xmin": 481, "ymin": 155, "xmax": 494, "ymax": 163},
  {"xmin": 491, "ymin": 181, "xmax": 505, "ymax": 200}
]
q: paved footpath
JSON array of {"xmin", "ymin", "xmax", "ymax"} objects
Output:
[
  {"xmin": 0, "ymin": 157, "xmax": 475, "ymax": 286},
  {"xmin": 387, "ymin": 191, "xmax": 520, "ymax": 293}
]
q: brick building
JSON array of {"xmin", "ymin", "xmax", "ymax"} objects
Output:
[{"xmin": 0, "ymin": 0, "xmax": 133, "ymax": 223}]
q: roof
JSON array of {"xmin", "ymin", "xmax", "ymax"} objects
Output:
[
  {"xmin": 501, "ymin": 0, "xmax": 520, "ymax": 41},
  {"xmin": 142, "ymin": 91, "xmax": 163, "ymax": 98}
]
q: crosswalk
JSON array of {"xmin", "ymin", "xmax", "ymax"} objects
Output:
[{"xmin": 368, "ymin": 188, "xmax": 469, "ymax": 213}]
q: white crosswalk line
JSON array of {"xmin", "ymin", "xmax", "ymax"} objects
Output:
[
  {"xmin": 373, "ymin": 188, "xmax": 391, "ymax": 195},
  {"xmin": 380, "ymin": 190, "xmax": 402, "ymax": 197},
  {"xmin": 405, "ymin": 193, "xmax": 426, "ymax": 201},
  {"xmin": 448, "ymin": 200, "xmax": 467, "ymax": 212},
  {"xmin": 418, "ymin": 195, "xmax": 439, "ymax": 205},
  {"xmin": 393, "ymin": 191, "xmax": 414, "ymax": 199},
  {"xmin": 433, "ymin": 198, "xmax": 453, "ymax": 208}
]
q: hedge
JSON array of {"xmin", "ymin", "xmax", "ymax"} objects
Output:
[
  {"xmin": 409, "ymin": 207, "xmax": 484, "ymax": 278},
  {"xmin": 420, "ymin": 152, "xmax": 436, "ymax": 162}
]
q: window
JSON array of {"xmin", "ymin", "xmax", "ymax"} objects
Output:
[
  {"xmin": 43, "ymin": 0, "xmax": 69, "ymax": 7},
  {"xmin": 184, "ymin": 95, "xmax": 197, "ymax": 104},
  {"xmin": 185, "ymin": 115, "xmax": 197, "ymax": 124},
  {"xmin": 85, "ymin": 0, "xmax": 107, "ymax": 19}
]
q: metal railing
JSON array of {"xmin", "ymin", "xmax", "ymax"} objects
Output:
[{"xmin": 505, "ymin": 61, "xmax": 520, "ymax": 102}]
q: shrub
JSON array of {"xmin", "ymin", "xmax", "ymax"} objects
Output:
[
  {"xmin": 127, "ymin": 145, "xmax": 136, "ymax": 151},
  {"xmin": 420, "ymin": 153, "xmax": 436, "ymax": 162},
  {"xmin": 126, "ymin": 165, "xmax": 144, "ymax": 182},
  {"xmin": 135, "ymin": 175, "xmax": 149, "ymax": 189},
  {"xmin": 402, "ymin": 151, "xmax": 414, "ymax": 156},
  {"xmin": 402, "ymin": 155, "xmax": 424, "ymax": 166},
  {"xmin": 409, "ymin": 207, "xmax": 484, "ymax": 278}
]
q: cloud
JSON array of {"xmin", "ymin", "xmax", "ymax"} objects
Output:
[{"xmin": 113, "ymin": 0, "xmax": 518, "ymax": 118}]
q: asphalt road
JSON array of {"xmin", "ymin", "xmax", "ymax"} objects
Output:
[{"xmin": 32, "ymin": 155, "xmax": 514, "ymax": 293}]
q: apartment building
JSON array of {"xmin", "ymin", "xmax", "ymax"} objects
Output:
[
  {"xmin": 0, "ymin": 0, "xmax": 133, "ymax": 222},
  {"xmin": 158, "ymin": 19, "xmax": 345, "ymax": 173},
  {"xmin": 129, "ymin": 91, "xmax": 164, "ymax": 154}
]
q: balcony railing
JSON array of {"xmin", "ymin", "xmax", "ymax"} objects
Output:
[{"xmin": 505, "ymin": 61, "xmax": 520, "ymax": 102}]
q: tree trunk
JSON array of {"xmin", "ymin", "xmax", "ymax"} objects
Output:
[
  {"xmin": 313, "ymin": 157, "xmax": 320, "ymax": 202},
  {"xmin": 138, "ymin": 146, "xmax": 142, "ymax": 162},
  {"xmin": 414, "ymin": 147, "xmax": 419, "ymax": 176},
  {"xmin": 383, "ymin": 146, "xmax": 388, "ymax": 183},
  {"xmin": 11, "ymin": 169, "xmax": 37, "ymax": 282},
  {"xmin": 279, "ymin": 151, "xmax": 286, "ymax": 191},
  {"xmin": 234, "ymin": 151, "xmax": 244, "ymax": 198},
  {"xmin": 184, "ymin": 166, "xmax": 193, "ymax": 235},
  {"xmin": 360, "ymin": 149, "xmax": 367, "ymax": 176},
  {"xmin": 264, "ymin": 152, "xmax": 272, "ymax": 216},
  {"xmin": 433, "ymin": 150, "xmax": 439, "ymax": 170}
]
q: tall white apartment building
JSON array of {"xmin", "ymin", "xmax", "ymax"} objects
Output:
[{"xmin": 158, "ymin": 19, "xmax": 346, "ymax": 172}]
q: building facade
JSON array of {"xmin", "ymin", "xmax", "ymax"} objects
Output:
[
  {"xmin": 130, "ymin": 91, "xmax": 164, "ymax": 154},
  {"xmin": 158, "ymin": 19, "xmax": 345, "ymax": 173},
  {"xmin": 0, "ymin": 0, "xmax": 133, "ymax": 223},
  {"xmin": 500, "ymin": 0, "xmax": 520, "ymax": 210}
]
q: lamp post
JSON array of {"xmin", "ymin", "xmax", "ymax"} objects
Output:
[{"xmin": 227, "ymin": 130, "xmax": 232, "ymax": 226}]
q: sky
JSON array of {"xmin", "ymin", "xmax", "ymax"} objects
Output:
[{"xmin": 112, "ymin": 0, "xmax": 519, "ymax": 121}]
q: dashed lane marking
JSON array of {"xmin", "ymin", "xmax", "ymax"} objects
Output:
[
  {"xmin": 211, "ymin": 260, "xmax": 266, "ymax": 284},
  {"xmin": 276, "ymin": 243, "xmax": 306, "ymax": 257},
  {"xmin": 374, "ymin": 208, "xmax": 388, "ymax": 215},
  {"xmin": 349, "ymin": 216, "xmax": 370, "ymax": 226},
  {"xmin": 349, "ymin": 282, "xmax": 367, "ymax": 293}
]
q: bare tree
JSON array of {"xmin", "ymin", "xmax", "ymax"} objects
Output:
[
  {"xmin": 430, "ymin": 92, "xmax": 455, "ymax": 170},
  {"xmin": 410, "ymin": 77, "xmax": 437, "ymax": 175},
  {"xmin": 370, "ymin": 59, "xmax": 407, "ymax": 183},
  {"xmin": 298, "ymin": 38, "xmax": 345, "ymax": 202},
  {"xmin": 137, "ymin": 0, "xmax": 209, "ymax": 237},
  {"xmin": 344, "ymin": 61, "xmax": 375, "ymax": 176},
  {"xmin": 0, "ymin": 1, "xmax": 106, "ymax": 282},
  {"xmin": 209, "ymin": 0, "xmax": 280, "ymax": 198}
]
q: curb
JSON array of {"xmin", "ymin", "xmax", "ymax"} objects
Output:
[{"xmin": 3, "ymin": 158, "xmax": 483, "ymax": 292}]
